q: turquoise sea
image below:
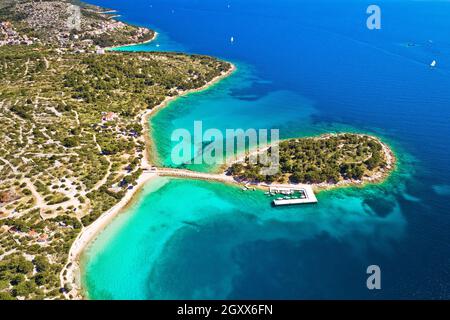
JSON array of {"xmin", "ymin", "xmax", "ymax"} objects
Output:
[{"xmin": 83, "ymin": 0, "xmax": 450, "ymax": 299}]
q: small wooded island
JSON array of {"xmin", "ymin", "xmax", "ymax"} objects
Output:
[{"xmin": 229, "ymin": 134, "xmax": 395, "ymax": 187}]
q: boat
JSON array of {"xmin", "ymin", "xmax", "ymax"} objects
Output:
[
  {"xmin": 430, "ymin": 60, "xmax": 437, "ymax": 68},
  {"xmin": 230, "ymin": 36, "xmax": 234, "ymax": 43}
]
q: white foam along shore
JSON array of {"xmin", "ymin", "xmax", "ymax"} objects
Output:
[
  {"xmin": 59, "ymin": 171, "xmax": 158, "ymax": 299},
  {"xmin": 61, "ymin": 61, "xmax": 237, "ymax": 300}
]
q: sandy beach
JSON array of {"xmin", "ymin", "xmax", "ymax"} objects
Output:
[{"xmin": 60, "ymin": 171, "xmax": 158, "ymax": 299}]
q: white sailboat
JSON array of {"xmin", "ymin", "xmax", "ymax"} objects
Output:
[
  {"xmin": 230, "ymin": 36, "xmax": 234, "ymax": 43},
  {"xmin": 430, "ymin": 60, "xmax": 437, "ymax": 68}
]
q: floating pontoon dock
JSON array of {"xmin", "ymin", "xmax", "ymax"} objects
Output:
[{"xmin": 271, "ymin": 186, "xmax": 318, "ymax": 206}]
